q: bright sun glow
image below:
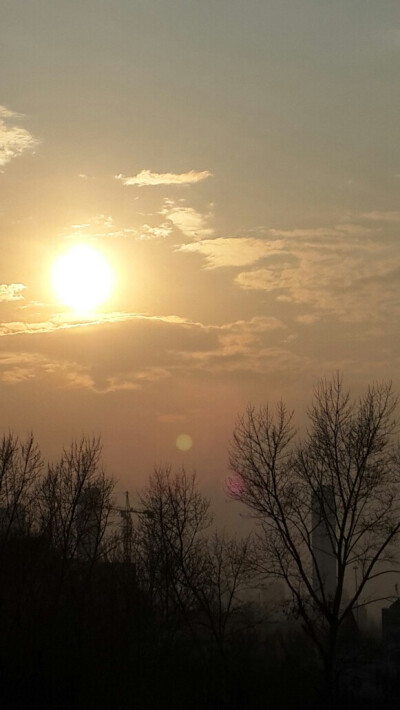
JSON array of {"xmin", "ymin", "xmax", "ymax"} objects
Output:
[{"xmin": 52, "ymin": 244, "xmax": 114, "ymax": 313}]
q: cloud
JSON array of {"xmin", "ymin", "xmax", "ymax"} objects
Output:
[
  {"xmin": 177, "ymin": 223, "xmax": 400, "ymax": 323},
  {"xmin": 0, "ymin": 311, "xmax": 199, "ymax": 338},
  {"xmin": 0, "ymin": 352, "xmax": 94, "ymax": 389},
  {"xmin": 0, "ymin": 350, "xmax": 170, "ymax": 392},
  {"xmin": 361, "ymin": 211, "xmax": 400, "ymax": 223},
  {"xmin": 177, "ymin": 237, "xmax": 288, "ymax": 267},
  {"xmin": 0, "ymin": 313, "xmax": 206, "ymax": 392},
  {"xmin": 158, "ymin": 316, "xmax": 289, "ymax": 378},
  {"xmin": 162, "ymin": 201, "xmax": 214, "ymax": 240},
  {"xmin": 103, "ymin": 367, "xmax": 171, "ymax": 393},
  {"xmin": 9, "ymin": 305, "xmax": 389, "ymax": 401},
  {"xmin": 62, "ymin": 214, "xmax": 136, "ymax": 240},
  {"xmin": 235, "ymin": 237, "xmax": 400, "ymax": 322},
  {"xmin": 0, "ymin": 106, "xmax": 37, "ymax": 169},
  {"xmin": 3, "ymin": 305, "xmax": 392, "ymax": 398},
  {"xmin": 115, "ymin": 169, "xmax": 212, "ymax": 187},
  {"xmin": 0, "ymin": 284, "xmax": 26, "ymax": 303},
  {"xmin": 177, "ymin": 223, "xmax": 373, "ymax": 269},
  {"xmin": 270, "ymin": 224, "xmax": 374, "ymax": 238},
  {"xmin": 209, "ymin": 316, "xmax": 286, "ymax": 361},
  {"xmin": 296, "ymin": 314, "xmax": 321, "ymax": 325},
  {"xmin": 61, "ymin": 214, "xmax": 175, "ymax": 241},
  {"xmin": 138, "ymin": 222, "xmax": 172, "ymax": 240},
  {"xmin": 236, "ymin": 269, "xmax": 282, "ymax": 291},
  {"xmin": 0, "ymin": 311, "xmax": 290, "ymax": 391},
  {"xmin": 270, "ymin": 227, "xmax": 341, "ymax": 239},
  {"xmin": 219, "ymin": 316, "xmax": 285, "ymax": 333}
]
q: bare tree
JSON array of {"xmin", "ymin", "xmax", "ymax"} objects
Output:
[
  {"xmin": 194, "ymin": 531, "xmax": 254, "ymax": 650},
  {"xmin": 135, "ymin": 465, "xmax": 253, "ymax": 664},
  {"xmin": 134, "ymin": 466, "xmax": 212, "ymax": 641},
  {"xmin": 37, "ymin": 437, "xmax": 115, "ymax": 580},
  {"xmin": 229, "ymin": 375, "xmax": 400, "ymax": 686},
  {"xmin": 0, "ymin": 433, "xmax": 43, "ymax": 540}
]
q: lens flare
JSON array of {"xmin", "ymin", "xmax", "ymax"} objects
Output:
[{"xmin": 176, "ymin": 434, "xmax": 193, "ymax": 451}]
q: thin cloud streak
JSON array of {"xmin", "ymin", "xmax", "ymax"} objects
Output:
[
  {"xmin": 361, "ymin": 211, "xmax": 400, "ymax": 223},
  {"xmin": 61, "ymin": 214, "xmax": 172, "ymax": 241},
  {"xmin": 0, "ymin": 310, "xmax": 285, "ymax": 339},
  {"xmin": 61, "ymin": 214, "xmax": 137, "ymax": 240},
  {"xmin": 0, "ymin": 311, "xmax": 199, "ymax": 337},
  {"xmin": 115, "ymin": 169, "xmax": 212, "ymax": 187}
]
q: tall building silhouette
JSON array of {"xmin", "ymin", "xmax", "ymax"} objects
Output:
[
  {"xmin": 311, "ymin": 486, "xmax": 336, "ymax": 601},
  {"xmin": 76, "ymin": 486, "xmax": 102, "ymax": 560}
]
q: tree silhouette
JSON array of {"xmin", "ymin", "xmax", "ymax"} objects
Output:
[
  {"xmin": 36, "ymin": 437, "xmax": 115, "ymax": 593},
  {"xmin": 229, "ymin": 375, "xmax": 400, "ymax": 690},
  {"xmin": 0, "ymin": 433, "xmax": 42, "ymax": 542},
  {"xmin": 134, "ymin": 466, "xmax": 211, "ymax": 643}
]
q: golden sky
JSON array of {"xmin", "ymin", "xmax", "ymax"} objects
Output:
[{"xmin": 1, "ymin": 1, "xmax": 399, "ymax": 507}]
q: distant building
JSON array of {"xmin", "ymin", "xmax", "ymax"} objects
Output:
[
  {"xmin": 76, "ymin": 486, "xmax": 102, "ymax": 560},
  {"xmin": 353, "ymin": 603, "xmax": 368, "ymax": 632},
  {"xmin": 311, "ymin": 487, "xmax": 336, "ymax": 601},
  {"xmin": 0, "ymin": 503, "xmax": 27, "ymax": 538},
  {"xmin": 382, "ymin": 598, "xmax": 400, "ymax": 647},
  {"xmin": 257, "ymin": 581, "xmax": 286, "ymax": 611}
]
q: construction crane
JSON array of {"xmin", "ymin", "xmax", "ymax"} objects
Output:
[{"xmin": 112, "ymin": 492, "xmax": 153, "ymax": 564}]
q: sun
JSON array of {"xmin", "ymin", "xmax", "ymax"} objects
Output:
[{"xmin": 52, "ymin": 244, "xmax": 114, "ymax": 313}]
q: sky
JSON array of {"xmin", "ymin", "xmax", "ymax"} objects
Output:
[{"xmin": 0, "ymin": 0, "xmax": 399, "ymax": 515}]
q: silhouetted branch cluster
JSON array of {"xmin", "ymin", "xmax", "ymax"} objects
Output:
[{"xmin": 230, "ymin": 375, "xmax": 400, "ymax": 693}]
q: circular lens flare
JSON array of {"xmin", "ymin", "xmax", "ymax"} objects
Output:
[
  {"xmin": 176, "ymin": 434, "xmax": 193, "ymax": 451},
  {"xmin": 52, "ymin": 244, "xmax": 114, "ymax": 313}
]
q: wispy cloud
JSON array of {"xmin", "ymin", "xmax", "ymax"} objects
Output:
[
  {"xmin": 115, "ymin": 169, "xmax": 212, "ymax": 187},
  {"xmin": 62, "ymin": 214, "xmax": 136, "ymax": 240},
  {"xmin": 61, "ymin": 214, "xmax": 174, "ymax": 241},
  {"xmin": 138, "ymin": 222, "xmax": 172, "ymax": 240},
  {"xmin": 235, "ymin": 236, "xmax": 400, "ymax": 322},
  {"xmin": 177, "ymin": 223, "xmax": 400, "ymax": 323},
  {"xmin": 0, "ymin": 284, "xmax": 26, "ymax": 302},
  {"xmin": 2, "ymin": 308, "xmax": 389, "ymax": 394},
  {"xmin": 0, "ymin": 311, "xmax": 200, "ymax": 338},
  {"xmin": 270, "ymin": 223, "xmax": 374, "ymax": 238},
  {"xmin": 0, "ymin": 352, "xmax": 94, "ymax": 389},
  {"xmin": 296, "ymin": 314, "xmax": 321, "ymax": 325},
  {"xmin": 162, "ymin": 200, "xmax": 214, "ymax": 240},
  {"xmin": 0, "ymin": 312, "xmax": 290, "ymax": 391},
  {"xmin": 0, "ymin": 106, "xmax": 37, "ymax": 169},
  {"xmin": 361, "ymin": 211, "xmax": 400, "ymax": 223},
  {"xmin": 177, "ymin": 237, "xmax": 287, "ymax": 267},
  {"xmin": 177, "ymin": 223, "xmax": 373, "ymax": 268},
  {"xmin": 102, "ymin": 367, "xmax": 171, "ymax": 392},
  {"xmin": 5, "ymin": 304, "xmax": 391, "ymax": 397}
]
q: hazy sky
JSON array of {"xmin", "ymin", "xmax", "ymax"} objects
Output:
[{"xmin": 1, "ymin": 1, "xmax": 399, "ymax": 511}]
